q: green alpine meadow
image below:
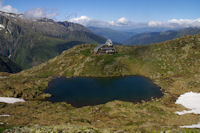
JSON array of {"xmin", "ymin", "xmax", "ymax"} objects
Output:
[
  {"xmin": 0, "ymin": 0, "xmax": 200, "ymax": 132},
  {"xmin": 0, "ymin": 34, "xmax": 200, "ymax": 132}
]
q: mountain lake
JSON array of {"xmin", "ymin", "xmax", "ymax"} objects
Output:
[{"xmin": 44, "ymin": 76, "xmax": 163, "ymax": 107}]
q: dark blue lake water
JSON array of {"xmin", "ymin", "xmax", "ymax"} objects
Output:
[{"xmin": 44, "ymin": 76, "xmax": 163, "ymax": 107}]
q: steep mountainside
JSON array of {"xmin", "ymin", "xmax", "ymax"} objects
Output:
[
  {"xmin": 0, "ymin": 56, "xmax": 21, "ymax": 73},
  {"xmin": 0, "ymin": 11, "xmax": 106, "ymax": 68},
  {"xmin": 124, "ymin": 27, "xmax": 200, "ymax": 45},
  {"xmin": 88, "ymin": 26, "xmax": 136, "ymax": 42},
  {"xmin": 0, "ymin": 35, "xmax": 200, "ymax": 132}
]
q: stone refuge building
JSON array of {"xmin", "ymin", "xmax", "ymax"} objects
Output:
[{"xmin": 94, "ymin": 39, "xmax": 116, "ymax": 54}]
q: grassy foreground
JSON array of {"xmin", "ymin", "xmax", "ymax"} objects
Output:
[{"xmin": 0, "ymin": 34, "xmax": 200, "ymax": 132}]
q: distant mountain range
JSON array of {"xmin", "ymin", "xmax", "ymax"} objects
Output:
[
  {"xmin": 88, "ymin": 27, "xmax": 136, "ymax": 42},
  {"xmin": 124, "ymin": 27, "xmax": 200, "ymax": 45},
  {"xmin": 88, "ymin": 26, "xmax": 200, "ymax": 45},
  {"xmin": 1, "ymin": 10, "xmax": 200, "ymax": 71},
  {"xmin": 0, "ymin": 11, "xmax": 106, "ymax": 69}
]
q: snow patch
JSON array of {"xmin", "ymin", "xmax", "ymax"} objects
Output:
[
  {"xmin": 0, "ymin": 76, "xmax": 8, "ymax": 79},
  {"xmin": 0, "ymin": 114, "xmax": 10, "ymax": 117},
  {"xmin": 176, "ymin": 92, "xmax": 200, "ymax": 129},
  {"xmin": 0, "ymin": 24, "xmax": 5, "ymax": 30},
  {"xmin": 180, "ymin": 122, "xmax": 200, "ymax": 129},
  {"xmin": 0, "ymin": 122, "xmax": 7, "ymax": 125},
  {"xmin": 0, "ymin": 24, "xmax": 4, "ymax": 28},
  {"xmin": 0, "ymin": 97, "xmax": 25, "ymax": 104},
  {"xmin": 175, "ymin": 92, "xmax": 200, "ymax": 115},
  {"xmin": 8, "ymin": 54, "xmax": 11, "ymax": 59}
]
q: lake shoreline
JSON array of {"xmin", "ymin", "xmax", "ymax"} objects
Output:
[{"xmin": 44, "ymin": 75, "xmax": 163, "ymax": 108}]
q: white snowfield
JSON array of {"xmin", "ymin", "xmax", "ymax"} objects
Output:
[
  {"xmin": 0, "ymin": 97, "xmax": 25, "ymax": 104},
  {"xmin": 0, "ymin": 114, "xmax": 10, "ymax": 117},
  {"xmin": 180, "ymin": 122, "xmax": 200, "ymax": 128},
  {"xmin": 175, "ymin": 92, "xmax": 200, "ymax": 115},
  {"xmin": 175, "ymin": 92, "xmax": 200, "ymax": 129}
]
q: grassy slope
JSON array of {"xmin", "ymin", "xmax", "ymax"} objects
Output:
[
  {"xmin": 12, "ymin": 32, "xmax": 105, "ymax": 69},
  {"xmin": 0, "ymin": 34, "xmax": 200, "ymax": 132},
  {"xmin": 13, "ymin": 33, "xmax": 68, "ymax": 68}
]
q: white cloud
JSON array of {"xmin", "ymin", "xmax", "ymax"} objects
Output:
[
  {"xmin": 168, "ymin": 18, "xmax": 200, "ymax": 27},
  {"xmin": 115, "ymin": 17, "xmax": 129, "ymax": 25},
  {"xmin": 148, "ymin": 21, "xmax": 165, "ymax": 27},
  {"xmin": 0, "ymin": 1, "xmax": 18, "ymax": 13},
  {"xmin": 69, "ymin": 16, "xmax": 92, "ymax": 25},
  {"xmin": 69, "ymin": 16, "xmax": 109, "ymax": 27},
  {"xmin": 70, "ymin": 15, "xmax": 200, "ymax": 29},
  {"xmin": 0, "ymin": 1, "xmax": 58, "ymax": 20},
  {"xmin": 148, "ymin": 18, "xmax": 200, "ymax": 28},
  {"xmin": 69, "ymin": 16, "xmax": 134, "ymax": 27},
  {"xmin": 24, "ymin": 8, "xmax": 57, "ymax": 19},
  {"xmin": 109, "ymin": 17, "xmax": 131, "ymax": 26},
  {"xmin": 117, "ymin": 17, "xmax": 128, "ymax": 24},
  {"xmin": 0, "ymin": 1, "xmax": 199, "ymax": 29},
  {"xmin": 24, "ymin": 8, "xmax": 44, "ymax": 18}
]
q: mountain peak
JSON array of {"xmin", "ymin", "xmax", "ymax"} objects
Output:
[
  {"xmin": 0, "ymin": 10, "xmax": 24, "ymax": 19},
  {"xmin": 0, "ymin": 11, "xmax": 106, "ymax": 69}
]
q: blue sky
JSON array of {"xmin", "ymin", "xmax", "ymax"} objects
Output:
[
  {"xmin": 1, "ymin": 0, "xmax": 200, "ymax": 28},
  {"xmin": 3, "ymin": 0, "xmax": 200, "ymax": 21}
]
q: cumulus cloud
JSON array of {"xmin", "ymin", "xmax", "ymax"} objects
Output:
[
  {"xmin": 69, "ymin": 16, "xmax": 109, "ymax": 27},
  {"xmin": 69, "ymin": 16, "xmax": 135, "ymax": 27},
  {"xmin": 70, "ymin": 15, "xmax": 200, "ymax": 29},
  {"xmin": 109, "ymin": 17, "xmax": 130, "ymax": 26},
  {"xmin": 0, "ymin": 1, "xmax": 18, "ymax": 13},
  {"xmin": 0, "ymin": 1, "xmax": 59, "ymax": 20},
  {"xmin": 168, "ymin": 18, "xmax": 200, "ymax": 27},
  {"xmin": 148, "ymin": 18, "xmax": 200, "ymax": 28},
  {"xmin": 117, "ymin": 17, "xmax": 128, "ymax": 24},
  {"xmin": 24, "ymin": 8, "xmax": 57, "ymax": 19},
  {"xmin": 69, "ymin": 16, "xmax": 92, "ymax": 25},
  {"xmin": 148, "ymin": 21, "xmax": 165, "ymax": 27},
  {"xmin": 69, "ymin": 16, "xmax": 153, "ymax": 28}
]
